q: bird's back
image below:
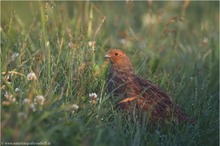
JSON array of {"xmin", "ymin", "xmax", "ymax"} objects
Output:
[{"xmin": 108, "ymin": 71, "xmax": 194, "ymax": 123}]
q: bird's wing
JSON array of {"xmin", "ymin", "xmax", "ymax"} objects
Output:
[{"xmin": 134, "ymin": 77, "xmax": 174, "ymax": 116}]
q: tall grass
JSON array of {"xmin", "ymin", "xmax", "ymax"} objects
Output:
[{"xmin": 1, "ymin": 1, "xmax": 219, "ymax": 146}]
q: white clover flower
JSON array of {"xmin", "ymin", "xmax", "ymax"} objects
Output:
[
  {"xmin": 71, "ymin": 104, "xmax": 79, "ymax": 114},
  {"xmin": 27, "ymin": 72, "xmax": 37, "ymax": 81},
  {"xmin": 22, "ymin": 98, "xmax": 31, "ymax": 104},
  {"xmin": 202, "ymin": 37, "xmax": 208, "ymax": 44},
  {"xmin": 88, "ymin": 41, "xmax": 96, "ymax": 47},
  {"xmin": 15, "ymin": 88, "xmax": 20, "ymax": 92},
  {"xmin": 2, "ymin": 101, "xmax": 11, "ymax": 106},
  {"xmin": 30, "ymin": 103, "xmax": 36, "ymax": 112},
  {"xmin": 34, "ymin": 95, "xmax": 45, "ymax": 106},
  {"xmin": 89, "ymin": 93, "xmax": 97, "ymax": 99},
  {"xmin": 89, "ymin": 93, "xmax": 99, "ymax": 104},
  {"xmin": 203, "ymin": 37, "xmax": 208, "ymax": 43},
  {"xmin": 4, "ymin": 92, "xmax": 16, "ymax": 102},
  {"xmin": 2, "ymin": 92, "xmax": 16, "ymax": 106},
  {"xmin": 119, "ymin": 38, "xmax": 126, "ymax": 44},
  {"xmin": 4, "ymin": 92, "xmax": 13, "ymax": 100},
  {"xmin": 88, "ymin": 41, "xmax": 96, "ymax": 51},
  {"xmin": 68, "ymin": 42, "xmax": 73, "ymax": 48},
  {"xmin": 72, "ymin": 104, "xmax": 79, "ymax": 110},
  {"xmin": 66, "ymin": 103, "xmax": 79, "ymax": 114},
  {"xmin": 142, "ymin": 13, "xmax": 157, "ymax": 26},
  {"xmin": 11, "ymin": 52, "xmax": 20, "ymax": 61}
]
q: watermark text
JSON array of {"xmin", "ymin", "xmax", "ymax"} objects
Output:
[{"xmin": 1, "ymin": 141, "xmax": 51, "ymax": 145}]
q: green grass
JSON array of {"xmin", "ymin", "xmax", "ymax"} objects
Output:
[{"xmin": 1, "ymin": 1, "xmax": 219, "ymax": 146}]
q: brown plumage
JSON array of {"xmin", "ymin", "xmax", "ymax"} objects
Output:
[{"xmin": 105, "ymin": 49, "xmax": 195, "ymax": 124}]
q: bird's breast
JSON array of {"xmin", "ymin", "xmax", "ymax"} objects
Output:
[{"xmin": 107, "ymin": 69, "xmax": 135, "ymax": 99}]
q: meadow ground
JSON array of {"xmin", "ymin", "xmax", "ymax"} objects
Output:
[{"xmin": 1, "ymin": 1, "xmax": 219, "ymax": 146}]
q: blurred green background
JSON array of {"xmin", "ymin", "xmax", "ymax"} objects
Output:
[{"xmin": 1, "ymin": 1, "xmax": 219, "ymax": 146}]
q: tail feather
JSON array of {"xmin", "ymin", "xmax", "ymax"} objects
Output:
[{"xmin": 174, "ymin": 107, "xmax": 196, "ymax": 124}]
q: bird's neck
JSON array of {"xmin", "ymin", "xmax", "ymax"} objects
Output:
[{"xmin": 111, "ymin": 66, "xmax": 135, "ymax": 77}]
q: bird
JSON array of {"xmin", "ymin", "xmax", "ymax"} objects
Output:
[{"xmin": 104, "ymin": 49, "xmax": 195, "ymax": 124}]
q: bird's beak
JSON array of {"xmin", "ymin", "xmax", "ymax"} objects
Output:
[{"xmin": 104, "ymin": 54, "xmax": 111, "ymax": 58}]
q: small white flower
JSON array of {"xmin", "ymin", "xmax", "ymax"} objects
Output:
[
  {"xmin": 88, "ymin": 41, "xmax": 96, "ymax": 51},
  {"xmin": 11, "ymin": 53, "xmax": 20, "ymax": 61},
  {"xmin": 89, "ymin": 93, "xmax": 97, "ymax": 99},
  {"xmin": 202, "ymin": 37, "xmax": 208, "ymax": 45},
  {"xmin": 72, "ymin": 104, "xmax": 79, "ymax": 110},
  {"xmin": 68, "ymin": 42, "xmax": 73, "ymax": 48},
  {"xmin": 46, "ymin": 41, "xmax": 50, "ymax": 47},
  {"xmin": 119, "ymin": 38, "xmax": 126, "ymax": 44},
  {"xmin": 2, "ymin": 92, "xmax": 16, "ymax": 106},
  {"xmin": 88, "ymin": 41, "xmax": 96, "ymax": 47},
  {"xmin": 4, "ymin": 92, "xmax": 13, "ymax": 100},
  {"xmin": 27, "ymin": 72, "xmax": 37, "ymax": 81},
  {"xmin": 30, "ymin": 103, "xmax": 36, "ymax": 112},
  {"xmin": 89, "ymin": 93, "xmax": 98, "ymax": 104},
  {"xmin": 4, "ymin": 92, "xmax": 16, "ymax": 102},
  {"xmin": 71, "ymin": 104, "xmax": 79, "ymax": 114},
  {"xmin": 34, "ymin": 95, "xmax": 45, "ymax": 106},
  {"xmin": 22, "ymin": 98, "xmax": 31, "ymax": 104},
  {"xmin": 66, "ymin": 103, "xmax": 79, "ymax": 114},
  {"xmin": 142, "ymin": 13, "xmax": 157, "ymax": 26},
  {"xmin": 15, "ymin": 88, "xmax": 20, "ymax": 92}
]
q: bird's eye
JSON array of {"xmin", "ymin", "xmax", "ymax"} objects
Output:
[{"xmin": 115, "ymin": 53, "xmax": 118, "ymax": 56}]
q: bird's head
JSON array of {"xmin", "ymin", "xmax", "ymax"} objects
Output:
[{"xmin": 104, "ymin": 49, "xmax": 133, "ymax": 72}]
